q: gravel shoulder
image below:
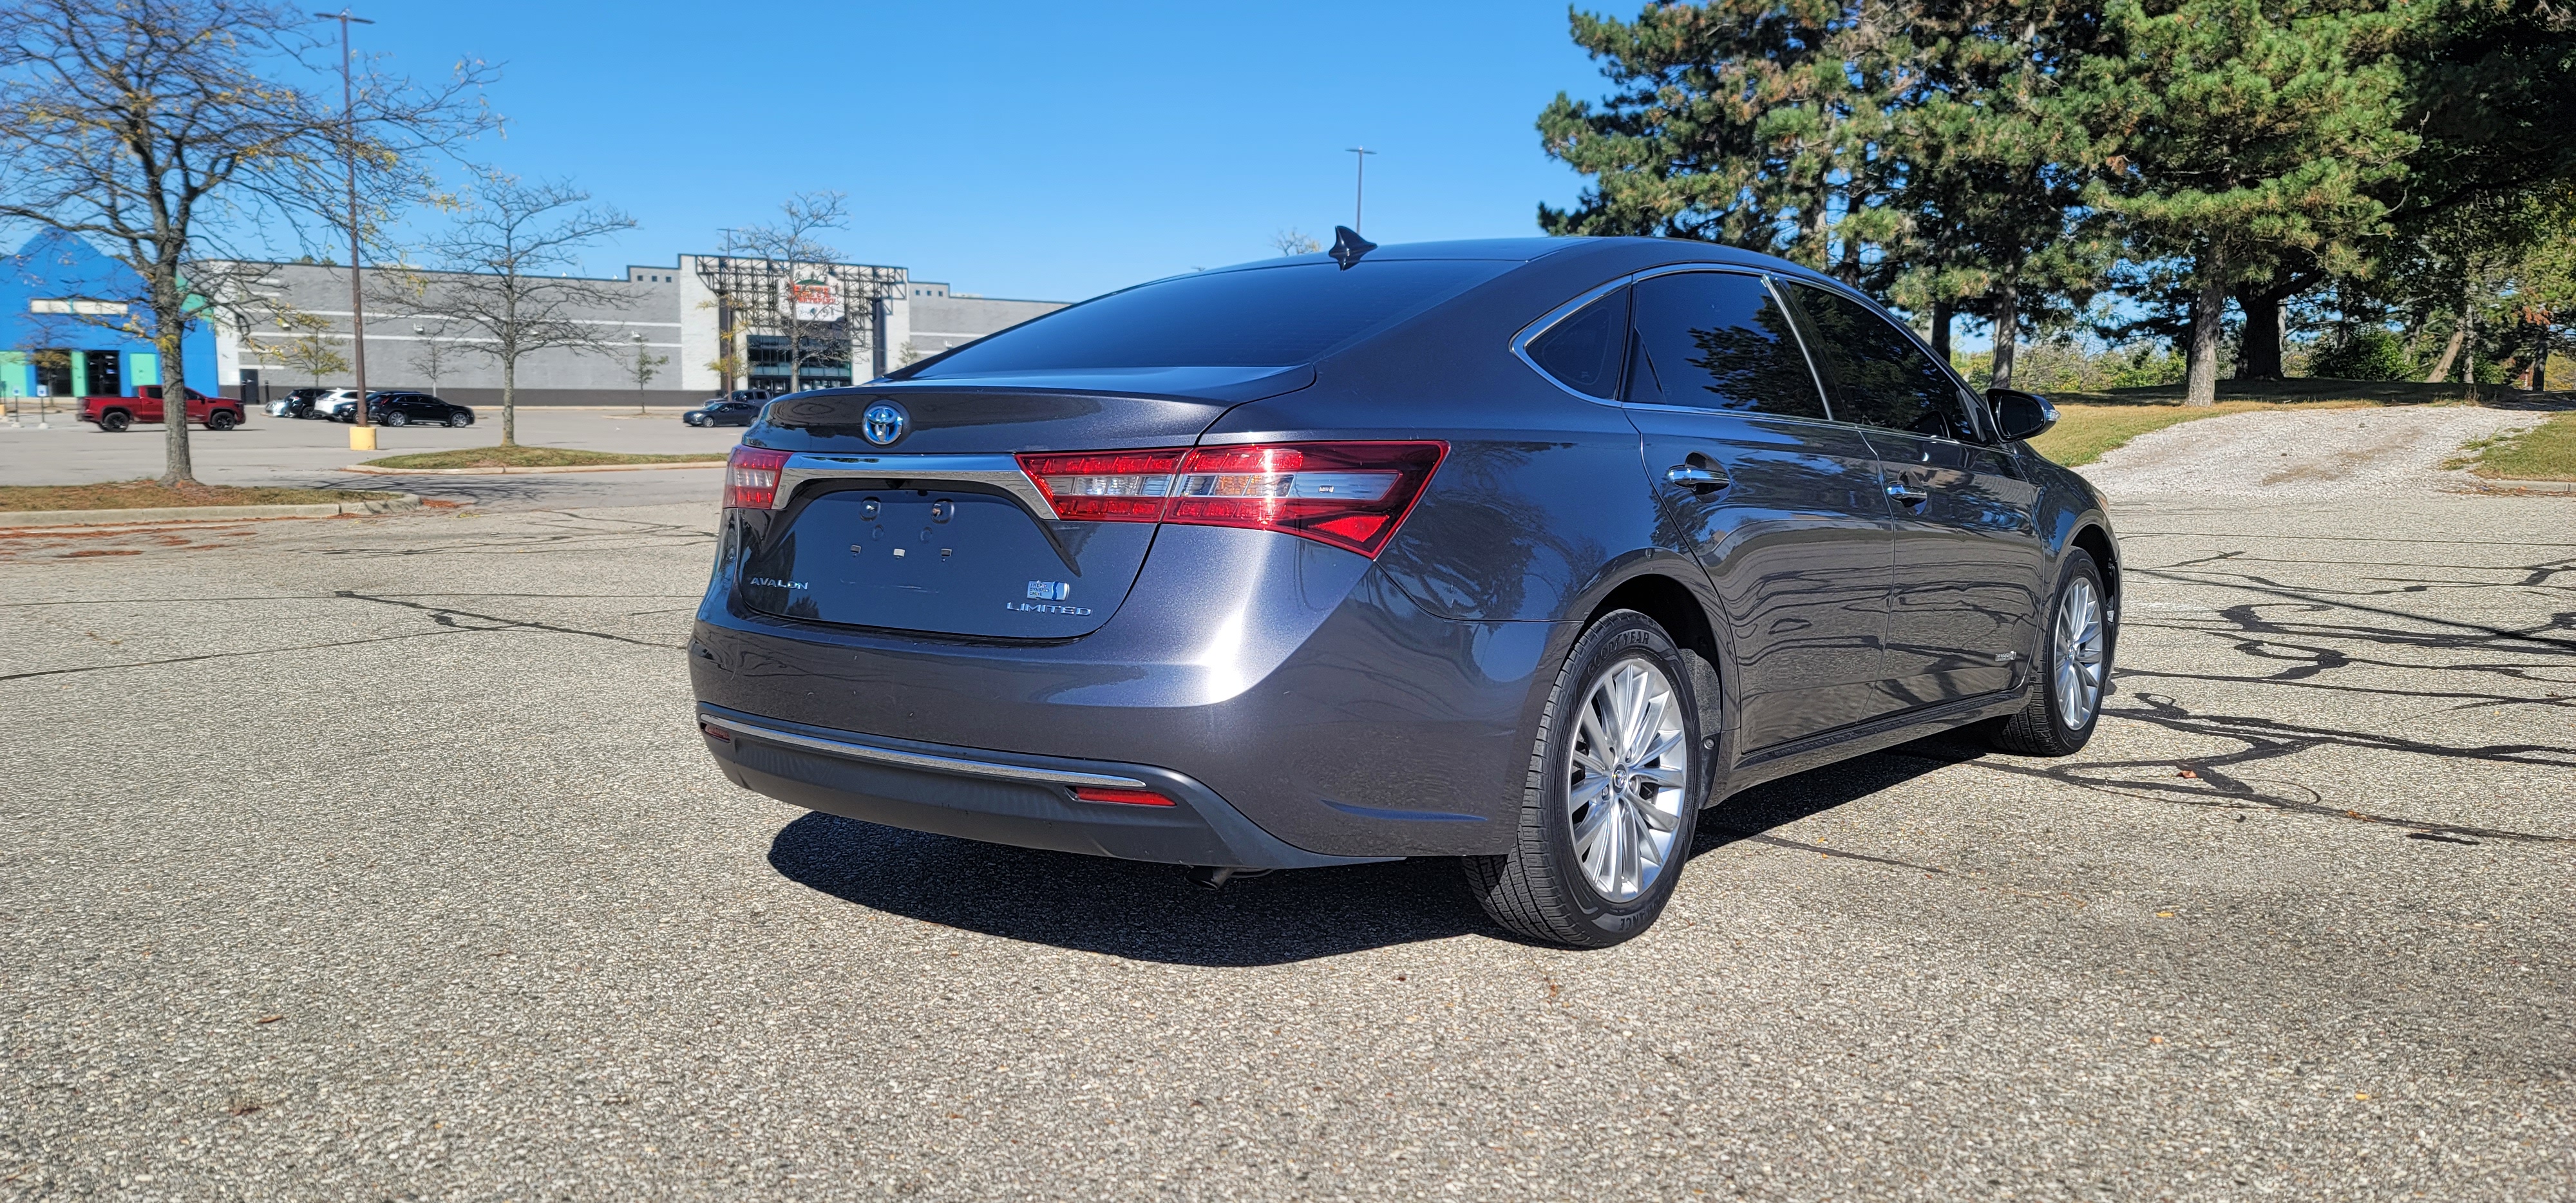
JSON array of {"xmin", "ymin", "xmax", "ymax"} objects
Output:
[
  {"xmin": 2, "ymin": 498, "xmax": 2570, "ymax": 1200},
  {"xmin": 2078, "ymin": 404, "xmax": 2543, "ymax": 498}
]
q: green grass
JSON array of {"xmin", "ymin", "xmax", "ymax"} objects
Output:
[
  {"xmin": 0, "ymin": 480, "xmax": 402, "ymax": 511},
  {"xmin": 2022, "ymin": 378, "xmax": 2504, "ymax": 467},
  {"xmin": 2450, "ymin": 412, "xmax": 2576, "ymax": 482},
  {"xmin": 359, "ymin": 446, "xmax": 728, "ymax": 469}
]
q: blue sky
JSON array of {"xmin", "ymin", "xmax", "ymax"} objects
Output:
[{"xmin": 359, "ymin": 1, "xmax": 1616, "ymax": 302}]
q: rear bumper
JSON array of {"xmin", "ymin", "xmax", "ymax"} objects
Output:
[
  {"xmin": 691, "ymin": 522, "xmax": 1571, "ymax": 860},
  {"xmin": 697, "ymin": 703, "xmax": 1386, "ymax": 869}
]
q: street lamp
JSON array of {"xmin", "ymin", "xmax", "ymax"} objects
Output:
[
  {"xmin": 317, "ymin": 8, "xmax": 376, "ymax": 450},
  {"xmin": 1345, "ymin": 146, "xmax": 1379, "ymax": 234}
]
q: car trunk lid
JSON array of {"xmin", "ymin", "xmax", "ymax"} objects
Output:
[{"xmin": 735, "ymin": 368, "xmax": 1308, "ymax": 639}]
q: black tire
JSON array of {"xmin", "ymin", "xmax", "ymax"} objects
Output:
[
  {"xmin": 1989, "ymin": 549, "xmax": 2112, "ymax": 756},
  {"xmin": 384, "ymin": 412, "xmax": 406, "ymax": 426},
  {"xmin": 1464, "ymin": 609, "xmax": 1705, "ymax": 948},
  {"xmin": 205, "ymin": 410, "xmax": 238, "ymax": 431},
  {"xmin": 99, "ymin": 410, "xmax": 131, "ymax": 432},
  {"xmin": 448, "ymin": 412, "xmax": 470, "ymax": 428}
]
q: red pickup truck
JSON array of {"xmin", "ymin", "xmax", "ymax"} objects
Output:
[{"xmin": 80, "ymin": 385, "xmax": 244, "ymax": 432}]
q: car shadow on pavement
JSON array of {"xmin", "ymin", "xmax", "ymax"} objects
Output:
[
  {"xmin": 766, "ymin": 737, "xmax": 1982, "ymax": 965},
  {"xmin": 1690, "ymin": 734, "xmax": 1982, "ymax": 858},
  {"xmin": 766, "ymin": 814, "xmax": 1504, "ymax": 965}
]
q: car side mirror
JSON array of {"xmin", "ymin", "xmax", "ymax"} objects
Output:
[{"xmin": 1986, "ymin": 388, "xmax": 2058, "ymax": 442}]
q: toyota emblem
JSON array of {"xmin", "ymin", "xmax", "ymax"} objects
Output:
[{"xmin": 861, "ymin": 401, "xmax": 907, "ymax": 446}]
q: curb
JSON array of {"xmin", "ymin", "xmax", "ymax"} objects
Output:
[
  {"xmin": 0, "ymin": 493, "xmax": 422, "ymax": 529},
  {"xmin": 2471, "ymin": 477, "xmax": 2576, "ymax": 495},
  {"xmin": 339, "ymin": 460, "xmax": 726, "ymax": 476}
]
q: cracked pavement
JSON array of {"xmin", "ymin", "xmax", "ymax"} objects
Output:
[{"xmin": 2, "ymin": 491, "xmax": 2570, "ymax": 1200}]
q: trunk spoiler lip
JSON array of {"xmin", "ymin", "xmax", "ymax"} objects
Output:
[{"xmin": 842, "ymin": 363, "xmax": 1317, "ymax": 406}]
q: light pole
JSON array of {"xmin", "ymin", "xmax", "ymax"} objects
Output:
[
  {"xmin": 318, "ymin": 8, "xmax": 376, "ymax": 450},
  {"xmin": 1345, "ymin": 147, "xmax": 1379, "ymax": 234}
]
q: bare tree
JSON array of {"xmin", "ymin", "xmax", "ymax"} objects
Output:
[
  {"xmin": 623, "ymin": 332, "xmax": 667, "ymax": 415},
  {"xmin": 408, "ymin": 319, "xmax": 459, "ymax": 395},
  {"xmin": 697, "ymin": 191, "xmax": 898, "ymax": 395},
  {"xmin": 1271, "ymin": 229, "xmax": 1322, "ymax": 256},
  {"xmin": 255, "ymin": 308, "xmax": 348, "ymax": 386},
  {"xmin": 386, "ymin": 172, "xmax": 636, "ymax": 446},
  {"xmin": 0, "ymin": 0, "xmax": 494, "ymax": 483}
]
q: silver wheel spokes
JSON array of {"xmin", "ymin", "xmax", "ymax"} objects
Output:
[
  {"xmin": 2053, "ymin": 577, "xmax": 2107, "ymax": 730},
  {"xmin": 1566, "ymin": 657, "xmax": 1690, "ymax": 902}
]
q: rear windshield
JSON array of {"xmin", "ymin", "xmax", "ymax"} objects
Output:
[{"xmin": 900, "ymin": 260, "xmax": 1512, "ymax": 377}]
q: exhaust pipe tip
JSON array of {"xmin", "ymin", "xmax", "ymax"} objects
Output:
[{"xmin": 1186, "ymin": 866, "xmax": 1272, "ymax": 891}]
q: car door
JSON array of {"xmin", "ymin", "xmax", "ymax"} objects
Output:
[
  {"xmin": 1783, "ymin": 283, "xmax": 2046, "ymax": 709},
  {"xmin": 1600, "ymin": 270, "xmax": 1901, "ymax": 750}
]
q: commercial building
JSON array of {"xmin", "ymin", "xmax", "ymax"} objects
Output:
[
  {"xmin": 1, "ymin": 232, "xmax": 218, "ymax": 413},
  {"xmin": 3, "ymin": 232, "xmax": 1066, "ymax": 409}
]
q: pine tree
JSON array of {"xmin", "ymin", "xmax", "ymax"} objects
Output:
[
  {"xmin": 1893, "ymin": 0, "xmax": 2116, "ymax": 384},
  {"xmin": 2083, "ymin": 0, "xmax": 2416, "ymax": 405},
  {"xmin": 1537, "ymin": 1, "xmax": 1924, "ymax": 283}
]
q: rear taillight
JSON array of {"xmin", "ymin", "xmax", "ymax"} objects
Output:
[
  {"xmin": 1015, "ymin": 441, "xmax": 1446, "ymax": 558},
  {"xmin": 1017, "ymin": 448, "xmax": 1187, "ymax": 522},
  {"xmin": 724, "ymin": 446, "xmax": 791, "ymax": 509}
]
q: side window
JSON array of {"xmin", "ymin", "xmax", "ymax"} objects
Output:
[
  {"xmin": 1787, "ymin": 284, "xmax": 1978, "ymax": 440},
  {"xmin": 1523, "ymin": 287, "xmax": 1628, "ymax": 399},
  {"xmin": 1624, "ymin": 272, "xmax": 1830, "ymax": 420}
]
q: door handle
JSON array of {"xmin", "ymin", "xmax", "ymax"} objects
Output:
[
  {"xmin": 1886, "ymin": 482, "xmax": 1929, "ymax": 506},
  {"xmin": 1664, "ymin": 464, "xmax": 1731, "ymax": 493}
]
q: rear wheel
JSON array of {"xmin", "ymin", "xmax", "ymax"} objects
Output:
[
  {"xmin": 1988, "ymin": 550, "xmax": 2110, "ymax": 756},
  {"xmin": 384, "ymin": 411, "xmax": 407, "ymax": 426},
  {"xmin": 1464, "ymin": 610, "xmax": 1703, "ymax": 948},
  {"xmin": 99, "ymin": 410, "xmax": 131, "ymax": 432}
]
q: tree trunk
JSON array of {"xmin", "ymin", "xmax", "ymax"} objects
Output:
[
  {"xmin": 2423, "ymin": 321, "xmax": 2467, "ymax": 383},
  {"xmin": 154, "ymin": 283, "xmax": 195, "ymax": 485},
  {"xmin": 1990, "ymin": 280, "xmax": 2022, "ymax": 390},
  {"xmin": 501, "ymin": 357, "xmax": 517, "ymax": 448},
  {"xmin": 1929, "ymin": 299, "xmax": 1954, "ymax": 368},
  {"xmin": 2183, "ymin": 249, "xmax": 2228, "ymax": 407},
  {"xmin": 2233, "ymin": 287, "xmax": 2286, "ymax": 380},
  {"xmin": 2425, "ymin": 276, "xmax": 2479, "ymax": 384},
  {"xmin": 2538, "ymin": 322, "xmax": 2556, "ymax": 393}
]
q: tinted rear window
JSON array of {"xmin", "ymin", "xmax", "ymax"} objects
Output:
[{"xmin": 902, "ymin": 261, "xmax": 1512, "ymax": 376}]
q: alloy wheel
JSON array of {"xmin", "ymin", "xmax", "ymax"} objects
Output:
[
  {"xmin": 1566, "ymin": 656, "xmax": 1690, "ymax": 902},
  {"xmin": 2053, "ymin": 576, "xmax": 2107, "ymax": 729}
]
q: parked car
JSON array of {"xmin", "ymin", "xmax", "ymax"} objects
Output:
[
  {"xmin": 269, "ymin": 387, "xmax": 331, "ymax": 419},
  {"xmin": 310, "ymin": 389, "xmax": 364, "ymax": 421},
  {"xmin": 688, "ymin": 235, "xmax": 2118, "ymax": 947},
  {"xmin": 683, "ymin": 399, "xmax": 764, "ymax": 427},
  {"xmin": 364, "ymin": 392, "xmax": 473, "ymax": 427},
  {"xmin": 81, "ymin": 384, "xmax": 244, "ymax": 432}
]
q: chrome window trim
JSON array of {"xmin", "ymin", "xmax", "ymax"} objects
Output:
[
  {"xmin": 1772, "ymin": 275, "xmax": 2002, "ymax": 445},
  {"xmin": 771, "ymin": 451, "xmax": 1053, "ymax": 515},
  {"xmin": 698, "ymin": 712, "xmax": 1153, "ymax": 790},
  {"xmin": 1509, "ymin": 273, "xmax": 1635, "ymax": 406}
]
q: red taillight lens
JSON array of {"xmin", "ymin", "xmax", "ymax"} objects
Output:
[
  {"xmin": 1071, "ymin": 786, "xmax": 1175, "ymax": 807},
  {"xmin": 724, "ymin": 446, "xmax": 791, "ymax": 509},
  {"xmin": 1166, "ymin": 440, "xmax": 1446, "ymax": 558},
  {"xmin": 1016, "ymin": 448, "xmax": 1188, "ymax": 522},
  {"xmin": 1016, "ymin": 442, "xmax": 1446, "ymax": 557}
]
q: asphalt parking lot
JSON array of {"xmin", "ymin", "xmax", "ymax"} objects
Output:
[
  {"xmin": 0, "ymin": 409, "xmax": 739, "ymax": 509},
  {"xmin": 3, "ymin": 484, "xmax": 2570, "ymax": 1198}
]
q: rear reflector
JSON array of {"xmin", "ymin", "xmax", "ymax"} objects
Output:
[
  {"xmin": 1071, "ymin": 786, "xmax": 1175, "ymax": 807},
  {"xmin": 725, "ymin": 446, "xmax": 791, "ymax": 509},
  {"xmin": 1015, "ymin": 440, "xmax": 1446, "ymax": 558}
]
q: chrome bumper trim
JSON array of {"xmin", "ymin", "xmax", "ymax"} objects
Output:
[
  {"xmin": 772, "ymin": 451, "xmax": 1052, "ymax": 515},
  {"xmin": 697, "ymin": 712, "xmax": 1151, "ymax": 790}
]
